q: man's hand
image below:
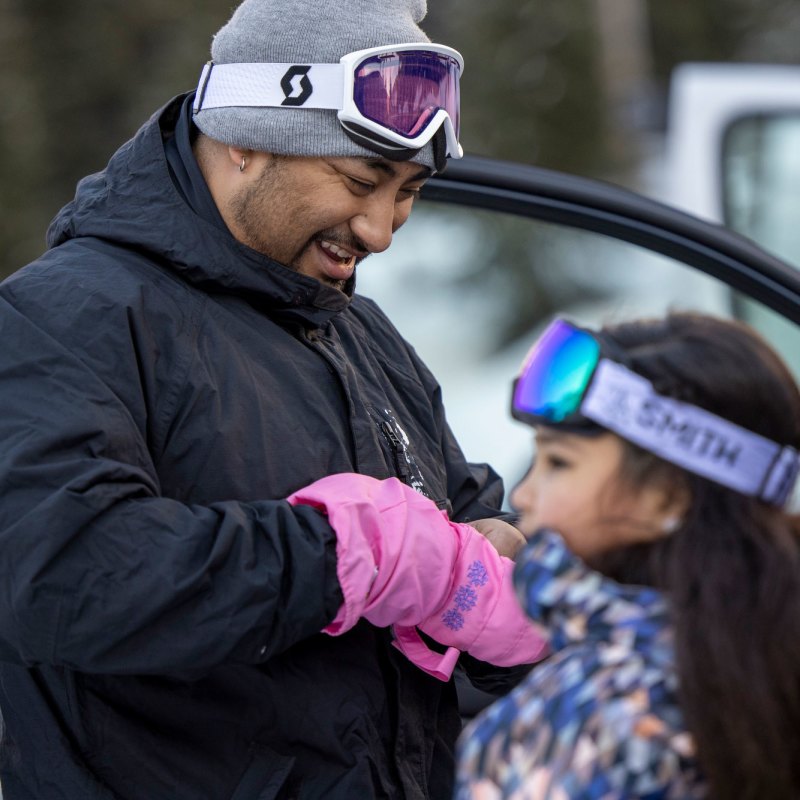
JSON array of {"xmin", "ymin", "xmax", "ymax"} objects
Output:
[{"xmin": 468, "ymin": 518, "xmax": 526, "ymax": 559}]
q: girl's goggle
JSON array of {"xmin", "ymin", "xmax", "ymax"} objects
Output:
[
  {"xmin": 511, "ymin": 318, "xmax": 800, "ymax": 506},
  {"xmin": 193, "ymin": 43, "xmax": 463, "ymax": 169}
]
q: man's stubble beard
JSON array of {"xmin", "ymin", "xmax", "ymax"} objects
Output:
[
  {"xmin": 230, "ymin": 158, "xmax": 297, "ymax": 267},
  {"xmin": 229, "ymin": 158, "xmax": 366, "ymax": 291}
]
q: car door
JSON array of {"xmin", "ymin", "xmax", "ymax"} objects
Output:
[{"xmin": 359, "ymin": 152, "xmax": 800, "ymax": 498}]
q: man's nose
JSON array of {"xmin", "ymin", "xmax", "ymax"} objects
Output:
[{"xmin": 350, "ymin": 197, "xmax": 398, "ymax": 254}]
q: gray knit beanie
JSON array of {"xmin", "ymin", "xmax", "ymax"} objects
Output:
[{"xmin": 193, "ymin": 0, "xmax": 436, "ymax": 169}]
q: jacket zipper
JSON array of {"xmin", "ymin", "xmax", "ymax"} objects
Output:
[{"xmin": 380, "ymin": 420, "xmax": 414, "ymax": 484}]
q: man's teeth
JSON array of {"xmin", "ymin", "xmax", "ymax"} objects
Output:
[{"xmin": 320, "ymin": 241, "xmax": 352, "ymax": 262}]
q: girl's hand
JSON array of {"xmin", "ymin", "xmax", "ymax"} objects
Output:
[{"xmin": 469, "ymin": 518, "xmax": 527, "ymax": 559}]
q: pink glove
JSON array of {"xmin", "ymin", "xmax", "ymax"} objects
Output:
[
  {"xmin": 287, "ymin": 474, "xmax": 547, "ymax": 680},
  {"xmin": 414, "ymin": 527, "xmax": 546, "ymax": 670}
]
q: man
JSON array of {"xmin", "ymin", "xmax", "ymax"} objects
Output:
[{"xmin": 0, "ymin": 1, "xmax": 538, "ymax": 798}]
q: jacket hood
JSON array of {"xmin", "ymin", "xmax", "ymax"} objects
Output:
[{"xmin": 46, "ymin": 93, "xmax": 351, "ymax": 324}]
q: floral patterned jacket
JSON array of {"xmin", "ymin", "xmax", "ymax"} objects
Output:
[{"xmin": 454, "ymin": 530, "xmax": 707, "ymax": 799}]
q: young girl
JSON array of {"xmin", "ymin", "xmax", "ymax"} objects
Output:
[{"xmin": 454, "ymin": 312, "xmax": 800, "ymax": 799}]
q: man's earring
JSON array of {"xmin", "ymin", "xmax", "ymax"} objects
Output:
[{"xmin": 239, "ymin": 156, "xmax": 247, "ymax": 173}]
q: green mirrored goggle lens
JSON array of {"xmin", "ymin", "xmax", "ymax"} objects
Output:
[{"xmin": 512, "ymin": 320, "xmax": 601, "ymax": 423}]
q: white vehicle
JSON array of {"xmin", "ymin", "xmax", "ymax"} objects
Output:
[
  {"xmin": 361, "ymin": 62, "xmax": 800, "ymax": 499},
  {"xmin": 666, "ymin": 62, "xmax": 800, "ymax": 376}
]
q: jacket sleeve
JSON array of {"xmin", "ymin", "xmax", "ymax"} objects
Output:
[
  {"xmin": 0, "ymin": 291, "xmax": 343, "ymax": 677},
  {"xmin": 443, "ymin": 421, "xmax": 508, "ymax": 524}
]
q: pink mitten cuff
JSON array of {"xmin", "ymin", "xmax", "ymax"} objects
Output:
[
  {"xmin": 287, "ymin": 481, "xmax": 377, "ymax": 635},
  {"xmin": 391, "ymin": 626, "xmax": 462, "ymax": 681}
]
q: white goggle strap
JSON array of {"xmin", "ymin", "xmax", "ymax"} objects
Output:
[
  {"xmin": 581, "ymin": 359, "xmax": 800, "ymax": 506},
  {"xmin": 193, "ymin": 62, "xmax": 344, "ymax": 113},
  {"xmin": 193, "ymin": 60, "xmax": 462, "ymax": 163}
]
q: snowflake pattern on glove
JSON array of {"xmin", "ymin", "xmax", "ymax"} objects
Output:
[
  {"xmin": 442, "ymin": 609, "xmax": 465, "ymax": 631},
  {"xmin": 454, "ymin": 585, "xmax": 478, "ymax": 612},
  {"xmin": 442, "ymin": 560, "xmax": 489, "ymax": 631},
  {"xmin": 467, "ymin": 561, "xmax": 489, "ymax": 587}
]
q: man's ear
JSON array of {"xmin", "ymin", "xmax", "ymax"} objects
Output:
[{"xmin": 227, "ymin": 146, "xmax": 252, "ymax": 172}]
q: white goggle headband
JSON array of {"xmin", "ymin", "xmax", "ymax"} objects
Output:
[
  {"xmin": 583, "ymin": 359, "xmax": 799, "ymax": 506},
  {"xmin": 192, "ymin": 43, "xmax": 464, "ymax": 162}
]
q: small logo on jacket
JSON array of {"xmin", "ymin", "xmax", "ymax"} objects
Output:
[{"xmin": 280, "ymin": 65, "xmax": 313, "ymax": 106}]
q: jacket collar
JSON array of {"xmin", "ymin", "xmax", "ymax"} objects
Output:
[
  {"xmin": 47, "ymin": 93, "xmax": 353, "ymax": 328},
  {"xmin": 514, "ymin": 529, "xmax": 673, "ymax": 659}
]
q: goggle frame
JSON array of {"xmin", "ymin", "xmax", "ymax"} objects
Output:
[
  {"xmin": 192, "ymin": 42, "xmax": 464, "ymax": 164},
  {"xmin": 511, "ymin": 318, "xmax": 800, "ymax": 506}
]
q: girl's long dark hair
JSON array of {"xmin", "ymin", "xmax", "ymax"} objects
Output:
[{"xmin": 592, "ymin": 312, "xmax": 800, "ymax": 800}]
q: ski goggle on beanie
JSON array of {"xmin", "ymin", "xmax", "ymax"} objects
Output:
[
  {"xmin": 511, "ymin": 318, "xmax": 800, "ymax": 506},
  {"xmin": 193, "ymin": 43, "xmax": 462, "ymax": 170}
]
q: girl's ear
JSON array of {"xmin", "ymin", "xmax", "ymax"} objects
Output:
[
  {"xmin": 653, "ymin": 481, "xmax": 690, "ymax": 537},
  {"xmin": 619, "ymin": 476, "xmax": 690, "ymax": 544}
]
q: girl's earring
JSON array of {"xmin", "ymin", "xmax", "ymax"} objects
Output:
[{"xmin": 661, "ymin": 516, "xmax": 682, "ymax": 534}]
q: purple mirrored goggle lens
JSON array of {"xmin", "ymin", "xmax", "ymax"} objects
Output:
[
  {"xmin": 353, "ymin": 51, "xmax": 461, "ymax": 140},
  {"xmin": 512, "ymin": 320, "xmax": 601, "ymax": 424}
]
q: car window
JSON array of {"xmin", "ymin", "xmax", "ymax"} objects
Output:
[
  {"xmin": 721, "ymin": 112, "xmax": 800, "ymax": 381},
  {"xmin": 359, "ymin": 199, "xmax": 791, "ymax": 498}
]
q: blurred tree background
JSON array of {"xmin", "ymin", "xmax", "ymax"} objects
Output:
[{"xmin": 1, "ymin": 0, "xmax": 799, "ymax": 283}]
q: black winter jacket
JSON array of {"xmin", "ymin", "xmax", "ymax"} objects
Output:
[{"xmin": 0, "ymin": 95, "xmax": 511, "ymax": 799}]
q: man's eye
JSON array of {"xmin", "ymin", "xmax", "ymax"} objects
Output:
[{"xmin": 347, "ymin": 176, "xmax": 373, "ymax": 192}]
